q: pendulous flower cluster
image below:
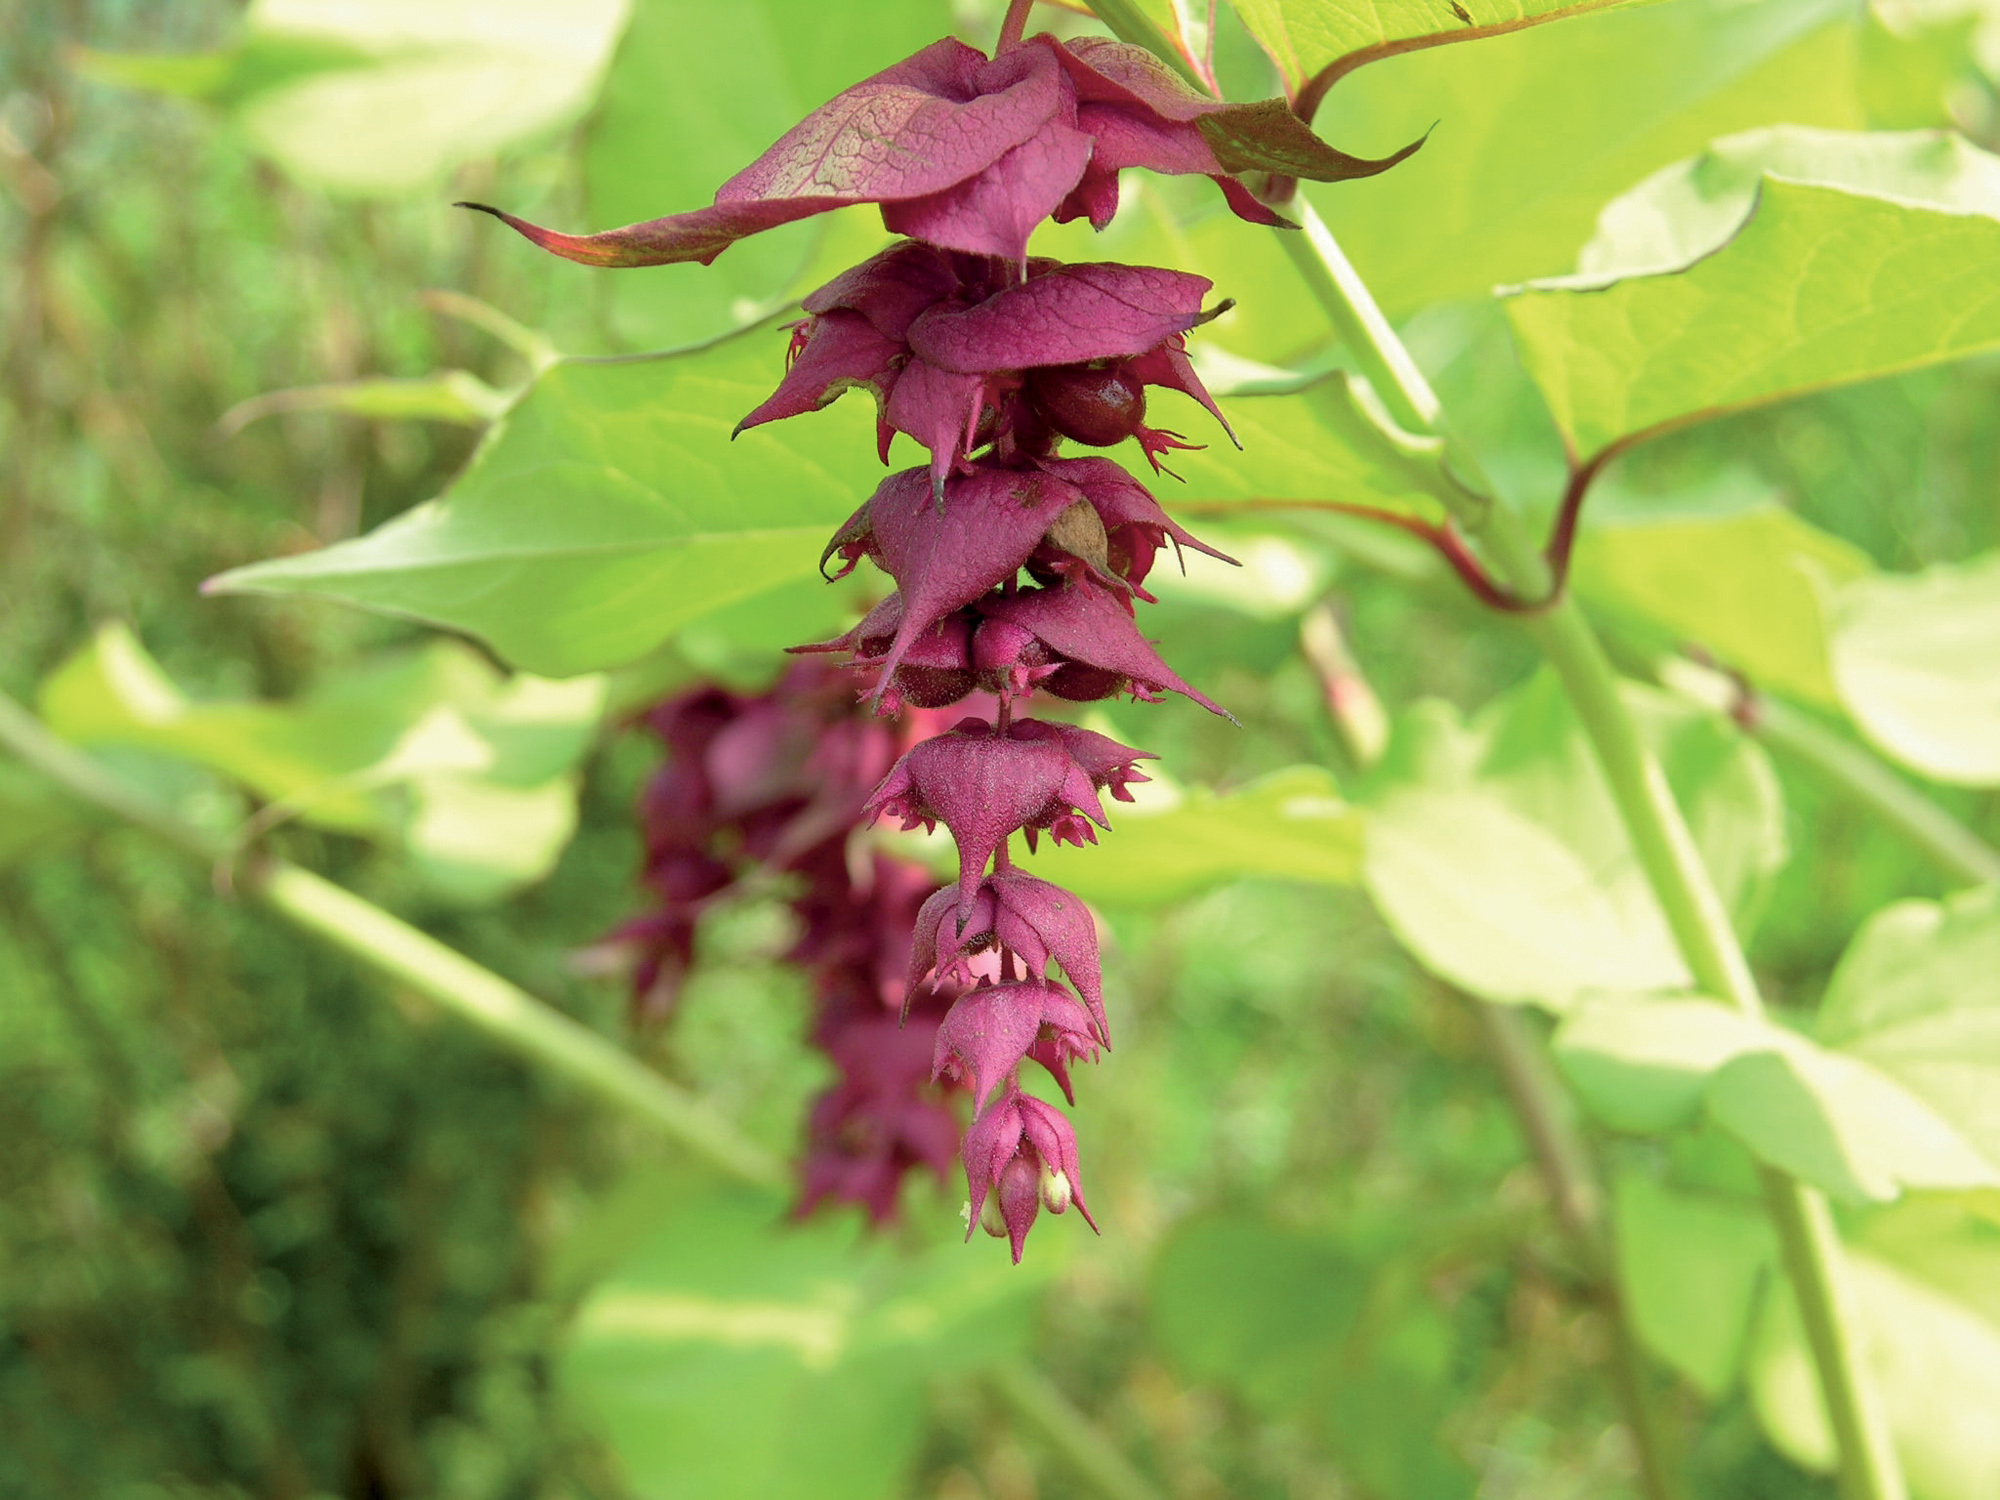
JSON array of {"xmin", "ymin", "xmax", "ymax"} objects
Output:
[{"xmin": 480, "ymin": 10, "xmax": 1416, "ymax": 1257}]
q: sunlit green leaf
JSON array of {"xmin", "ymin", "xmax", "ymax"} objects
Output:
[
  {"xmin": 1574, "ymin": 126, "xmax": 2000, "ymax": 281},
  {"xmin": 1819, "ymin": 886, "xmax": 2000, "ymax": 1162},
  {"xmin": 1360, "ymin": 672, "xmax": 1786, "ymax": 1010},
  {"xmin": 1507, "ymin": 177, "xmax": 2000, "ymax": 460},
  {"xmin": 204, "ymin": 331, "xmax": 887, "ymax": 677},
  {"xmin": 561, "ymin": 1185, "xmax": 1039, "ymax": 1500},
  {"xmin": 1577, "ymin": 494, "xmax": 1873, "ymax": 707},
  {"xmin": 1830, "ymin": 551, "xmax": 2000, "ymax": 785},
  {"xmin": 1227, "ymin": 0, "xmax": 1658, "ymax": 96},
  {"xmin": 1707, "ymin": 1043, "xmax": 1999, "ymax": 1203},
  {"xmin": 1305, "ymin": 0, "xmax": 1861, "ymax": 315},
  {"xmin": 1555, "ymin": 996, "xmax": 1770, "ymax": 1134},
  {"xmin": 1018, "ymin": 764, "xmax": 1364, "ymax": 905},
  {"xmin": 37, "ymin": 625, "xmax": 601, "ymax": 902},
  {"xmin": 1558, "ymin": 898, "xmax": 2000, "ymax": 1201},
  {"xmin": 1614, "ymin": 1172, "xmax": 1775, "ymax": 1398},
  {"xmin": 90, "ymin": 0, "xmax": 631, "ymax": 196},
  {"xmin": 1751, "ymin": 1203, "xmax": 2000, "ymax": 1498}
]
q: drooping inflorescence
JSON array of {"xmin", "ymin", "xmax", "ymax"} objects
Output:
[{"xmin": 484, "ymin": 10, "xmax": 1417, "ymax": 1258}]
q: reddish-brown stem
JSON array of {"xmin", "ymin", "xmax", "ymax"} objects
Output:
[
  {"xmin": 1172, "ymin": 498, "xmax": 1546, "ymax": 612},
  {"xmin": 998, "ymin": 0, "xmax": 1036, "ymax": 50},
  {"xmin": 1544, "ymin": 450, "xmax": 1612, "ymax": 590}
]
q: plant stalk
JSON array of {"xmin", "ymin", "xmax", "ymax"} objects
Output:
[
  {"xmin": 1749, "ymin": 693, "xmax": 2000, "ymax": 890},
  {"xmin": 1275, "ymin": 203, "xmax": 1908, "ymax": 1500},
  {"xmin": 0, "ymin": 688, "xmax": 786, "ymax": 1188},
  {"xmin": 985, "ymin": 1358, "xmax": 1168, "ymax": 1500}
]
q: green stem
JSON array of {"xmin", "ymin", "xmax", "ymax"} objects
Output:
[
  {"xmin": 0, "ymin": 688, "xmax": 785, "ymax": 1189},
  {"xmin": 1751, "ymin": 695, "xmax": 2000, "ymax": 890},
  {"xmin": 0, "ymin": 692, "xmax": 1175, "ymax": 1500},
  {"xmin": 1309, "ymin": 591, "xmax": 1681, "ymax": 1499},
  {"xmin": 1279, "ymin": 210, "xmax": 1908, "ymax": 1500},
  {"xmin": 1076, "ymin": 0, "xmax": 1207, "ymax": 89},
  {"xmin": 984, "ymin": 1358, "xmax": 1168, "ymax": 1500}
]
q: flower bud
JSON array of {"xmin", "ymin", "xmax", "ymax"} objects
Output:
[{"xmin": 1039, "ymin": 1165, "xmax": 1073, "ymax": 1214}]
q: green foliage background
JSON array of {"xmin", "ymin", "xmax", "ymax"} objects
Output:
[{"xmin": 5, "ymin": 1, "xmax": 2000, "ymax": 1498}]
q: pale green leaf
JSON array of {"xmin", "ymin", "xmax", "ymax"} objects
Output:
[
  {"xmin": 1360, "ymin": 671, "xmax": 1786, "ymax": 1010},
  {"xmin": 1017, "ymin": 764, "xmax": 1364, "ymax": 906},
  {"xmin": 1820, "ymin": 886, "xmax": 2000, "ymax": 1163},
  {"xmin": 1555, "ymin": 996, "xmax": 1771, "ymax": 1134},
  {"xmin": 1227, "ymin": 0, "xmax": 1660, "ymax": 95},
  {"xmin": 1613, "ymin": 1173, "xmax": 1776, "ymax": 1398},
  {"xmin": 561, "ymin": 1186, "xmax": 1039, "ymax": 1500},
  {"xmin": 1750, "ymin": 1206, "xmax": 2000, "ymax": 1498},
  {"xmin": 1304, "ymin": 0, "xmax": 1862, "ymax": 315},
  {"xmin": 204, "ymin": 331, "xmax": 887, "ymax": 677},
  {"xmin": 1576, "ymin": 496, "xmax": 1872, "ymax": 707},
  {"xmin": 234, "ymin": 0, "xmax": 629, "ymax": 195},
  {"xmin": 1145, "ymin": 371, "xmax": 1451, "ymax": 520},
  {"xmin": 85, "ymin": 0, "xmax": 633, "ymax": 196},
  {"xmin": 1707, "ymin": 1043, "xmax": 2000, "ymax": 1202},
  {"xmin": 1575, "ymin": 125, "xmax": 2000, "ymax": 280},
  {"xmin": 1506, "ymin": 178, "xmax": 2000, "ymax": 460},
  {"xmin": 1830, "ymin": 551, "xmax": 2000, "ymax": 785},
  {"xmin": 1149, "ymin": 1215, "xmax": 1475, "ymax": 1496},
  {"xmin": 1558, "ymin": 921, "xmax": 2000, "ymax": 1203},
  {"xmin": 37, "ymin": 625, "xmax": 601, "ymax": 901}
]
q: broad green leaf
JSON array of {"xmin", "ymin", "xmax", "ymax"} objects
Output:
[
  {"xmin": 1820, "ymin": 887, "xmax": 2000, "ymax": 1162},
  {"xmin": 1305, "ymin": 0, "xmax": 1862, "ymax": 316},
  {"xmin": 218, "ymin": 371, "xmax": 511, "ymax": 434},
  {"xmin": 1829, "ymin": 551, "xmax": 2000, "ymax": 785},
  {"xmin": 561, "ymin": 1186, "xmax": 1039, "ymax": 1500},
  {"xmin": 1613, "ymin": 1172, "xmax": 1776, "ymax": 1398},
  {"xmin": 1558, "ymin": 969, "xmax": 2000, "ymax": 1202},
  {"xmin": 1575, "ymin": 126, "xmax": 2000, "ymax": 281},
  {"xmin": 92, "ymin": 0, "xmax": 630, "ymax": 196},
  {"xmin": 1751, "ymin": 1204, "xmax": 2000, "ymax": 1498},
  {"xmin": 1146, "ymin": 371, "xmax": 1451, "ymax": 520},
  {"xmin": 1861, "ymin": 5, "xmax": 1984, "ymax": 129},
  {"xmin": 1555, "ymin": 996, "xmax": 1771, "ymax": 1134},
  {"xmin": 1506, "ymin": 178, "xmax": 2000, "ymax": 460},
  {"xmin": 1019, "ymin": 765, "xmax": 1363, "ymax": 906},
  {"xmin": 38, "ymin": 625, "xmax": 601, "ymax": 902},
  {"xmin": 205, "ymin": 330, "xmax": 887, "ymax": 676},
  {"xmin": 585, "ymin": 0, "xmax": 949, "ymax": 350},
  {"xmin": 1622, "ymin": 1181, "xmax": 2000, "ymax": 1490},
  {"xmin": 1576, "ymin": 495, "xmax": 1873, "ymax": 707},
  {"xmin": 1707, "ymin": 1044, "xmax": 2000, "ymax": 1202},
  {"xmin": 1360, "ymin": 671, "xmax": 1786, "ymax": 1010},
  {"xmin": 1228, "ymin": 0, "xmax": 1657, "ymax": 96},
  {"xmin": 1149, "ymin": 1215, "xmax": 1474, "ymax": 1498}
]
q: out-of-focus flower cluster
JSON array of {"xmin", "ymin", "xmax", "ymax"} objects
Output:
[{"xmin": 609, "ymin": 662, "xmax": 966, "ymax": 1224}]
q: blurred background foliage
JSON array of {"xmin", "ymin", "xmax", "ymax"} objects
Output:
[{"xmin": 4, "ymin": 1, "xmax": 2000, "ymax": 1499}]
